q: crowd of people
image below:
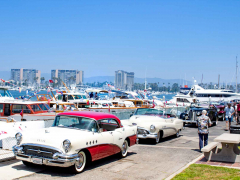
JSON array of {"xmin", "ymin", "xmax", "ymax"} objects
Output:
[
  {"xmin": 89, "ymin": 92, "xmax": 99, "ymax": 100},
  {"xmin": 224, "ymin": 102, "xmax": 240, "ymax": 130},
  {"xmin": 196, "ymin": 101, "xmax": 240, "ymax": 152}
]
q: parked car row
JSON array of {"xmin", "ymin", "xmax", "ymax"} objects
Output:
[
  {"xmin": 180, "ymin": 102, "xmax": 226, "ymax": 126},
  {"xmin": 13, "ymin": 108, "xmax": 184, "ymax": 173}
]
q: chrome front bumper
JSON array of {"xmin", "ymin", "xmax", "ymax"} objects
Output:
[
  {"xmin": 137, "ymin": 133, "xmax": 158, "ymax": 140},
  {"xmin": 13, "ymin": 145, "xmax": 78, "ymax": 167},
  {"xmin": 183, "ymin": 120, "xmax": 197, "ymax": 124}
]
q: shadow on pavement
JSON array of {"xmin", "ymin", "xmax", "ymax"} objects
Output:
[
  {"xmin": 138, "ymin": 134, "xmax": 183, "ymax": 145},
  {"xmin": 25, "ymin": 152, "xmax": 136, "ymax": 177}
]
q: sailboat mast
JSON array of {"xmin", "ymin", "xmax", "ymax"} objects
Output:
[
  {"xmin": 218, "ymin": 74, "xmax": 220, "ymax": 89},
  {"xmin": 236, "ymin": 56, "xmax": 238, "ymax": 93},
  {"xmin": 145, "ymin": 68, "xmax": 147, "ymax": 90}
]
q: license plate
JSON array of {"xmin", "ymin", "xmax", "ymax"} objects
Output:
[{"xmin": 32, "ymin": 158, "xmax": 43, "ymax": 165}]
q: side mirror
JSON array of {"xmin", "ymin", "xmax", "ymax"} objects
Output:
[
  {"xmin": 99, "ymin": 128, "xmax": 104, "ymax": 133},
  {"xmin": 130, "ymin": 114, "xmax": 133, "ymax": 117}
]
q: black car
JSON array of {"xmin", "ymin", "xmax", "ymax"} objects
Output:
[{"xmin": 180, "ymin": 106, "xmax": 217, "ymax": 126}]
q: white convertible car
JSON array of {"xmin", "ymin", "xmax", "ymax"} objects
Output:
[
  {"xmin": 13, "ymin": 111, "xmax": 137, "ymax": 173},
  {"xmin": 122, "ymin": 108, "xmax": 184, "ymax": 144}
]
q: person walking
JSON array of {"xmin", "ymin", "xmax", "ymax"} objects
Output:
[
  {"xmin": 89, "ymin": 92, "xmax": 94, "ymax": 99},
  {"xmin": 237, "ymin": 102, "xmax": 240, "ymax": 124},
  {"xmin": 196, "ymin": 110, "xmax": 212, "ymax": 152},
  {"xmin": 224, "ymin": 103, "xmax": 235, "ymax": 130},
  {"xmin": 233, "ymin": 102, "xmax": 237, "ymax": 122}
]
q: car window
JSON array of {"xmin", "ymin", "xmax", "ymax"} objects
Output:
[
  {"xmin": 98, "ymin": 119, "xmax": 120, "ymax": 131},
  {"xmin": 53, "ymin": 116, "xmax": 98, "ymax": 132}
]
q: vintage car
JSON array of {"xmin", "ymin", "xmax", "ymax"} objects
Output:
[
  {"xmin": 180, "ymin": 106, "xmax": 217, "ymax": 126},
  {"xmin": 122, "ymin": 108, "xmax": 184, "ymax": 144},
  {"xmin": 13, "ymin": 111, "xmax": 137, "ymax": 173},
  {"xmin": 215, "ymin": 104, "xmax": 225, "ymax": 121}
]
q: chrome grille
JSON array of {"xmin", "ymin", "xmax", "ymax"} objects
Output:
[{"xmin": 22, "ymin": 145, "xmax": 59, "ymax": 158}]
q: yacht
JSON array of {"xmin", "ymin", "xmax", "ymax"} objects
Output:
[{"xmin": 190, "ymin": 85, "xmax": 240, "ymax": 102}]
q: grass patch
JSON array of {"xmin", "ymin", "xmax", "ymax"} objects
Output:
[
  {"xmin": 218, "ymin": 146, "xmax": 240, "ymax": 150},
  {"xmin": 172, "ymin": 164, "xmax": 240, "ymax": 180}
]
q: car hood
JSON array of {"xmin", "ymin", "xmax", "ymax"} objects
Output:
[
  {"xmin": 21, "ymin": 127, "xmax": 93, "ymax": 151},
  {"xmin": 129, "ymin": 115, "xmax": 170, "ymax": 129}
]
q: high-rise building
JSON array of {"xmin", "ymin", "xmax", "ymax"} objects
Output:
[
  {"xmin": 115, "ymin": 70, "xmax": 134, "ymax": 90},
  {"xmin": 10, "ymin": 69, "xmax": 41, "ymax": 85},
  {"xmin": 51, "ymin": 69, "xmax": 84, "ymax": 86},
  {"xmin": 11, "ymin": 69, "xmax": 22, "ymax": 83}
]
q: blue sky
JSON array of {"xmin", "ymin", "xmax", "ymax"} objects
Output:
[{"xmin": 0, "ymin": 1, "xmax": 240, "ymax": 83}]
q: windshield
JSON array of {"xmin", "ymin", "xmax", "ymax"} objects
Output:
[
  {"xmin": 134, "ymin": 108, "xmax": 177, "ymax": 118},
  {"xmin": 0, "ymin": 89, "xmax": 12, "ymax": 97},
  {"xmin": 134, "ymin": 95, "xmax": 142, "ymax": 99},
  {"xmin": 53, "ymin": 116, "xmax": 98, "ymax": 132},
  {"xmin": 38, "ymin": 103, "xmax": 49, "ymax": 111},
  {"xmin": 135, "ymin": 108, "xmax": 164, "ymax": 116}
]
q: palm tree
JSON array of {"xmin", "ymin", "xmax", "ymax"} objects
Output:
[
  {"xmin": 68, "ymin": 76, "xmax": 76, "ymax": 86},
  {"xmin": 34, "ymin": 77, "xmax": 39, "ymax": 86},
  {"xmin": 40, "ymin": 77, "xmax": 45, "ymax": 85},
  {"xmin": 24, "ymin": 79, "xmax": 28, "ymax": 86}
]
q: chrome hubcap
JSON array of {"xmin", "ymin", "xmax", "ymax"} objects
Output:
[
  {"xmin": 122, "ymin": 142, "xmax": 127, "ymax": 154},
  {"xmin": 156, "ymin": 133, "xmax": 160, "ymax": 142},
  {"xmin": 76, "ymin": 154, "xmax": 84, "ymax": 169}
]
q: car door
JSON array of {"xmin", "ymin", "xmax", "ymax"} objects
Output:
[
  {"xmin": 109, "ymin": 119, "xmax": 124, "ymax": 154},
  {"xmin": 165, "ymin": 117, "xmax": 176, "ymax": 135},
  {"xmin": 97, "ymin": 119, "xmax": 114, "ymax": 159}
]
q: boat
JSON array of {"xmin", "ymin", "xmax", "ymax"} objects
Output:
[
  {"xmin": 0, "ymin": 87, "xmax": 14, "ymax": 101},
  {"xmin": 190, "ymin": 85, "xmax": 240, "ymax": 102}
]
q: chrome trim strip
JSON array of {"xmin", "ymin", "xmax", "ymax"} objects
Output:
[
  {"xmin": 13, "ymin": 145, "xmax": 78, "ymax": 160},
  {"xmin": 15, "ymin": 155, "xmax": 77, "ymax": 168},
  {"xmin": 75, "ymin": 143, "xmax": 122, "ymax": 152},
  {"xmin": 20, "ymin": 143, "xmax": 63, "ymax": 153}
]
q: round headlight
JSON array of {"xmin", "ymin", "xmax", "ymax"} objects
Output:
[
  {"xmin": 15, "ymin": 132, "xmax": 22, "ymax": 145},
  {"xmin": 217, "ymin": 109, "xmax": 220, "ymax": 112},
  {"xmin": 63, "ymin": 139, "xmax": 71, "ymax": 153},
  {"xmin": 150, "ymin": 125, "xmax": 156, "ymax": 133}
]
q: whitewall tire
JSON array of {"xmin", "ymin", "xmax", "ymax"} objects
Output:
[
  {"xmin": 70, "ymin": 151, "xmax": 86, "ymax": 173},
  {"xmin": 155, "ymin": 131, "xmax": 161, "ymax": 144},
  {"xmin": 175, "ymin": 130, "xmax": 180, "ymax": 138},
  {"xmin": 120, "ymin": 140, "xmax": 129, "ymax": 158}
]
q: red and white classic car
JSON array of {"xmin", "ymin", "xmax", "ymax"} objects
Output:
[{"xmin": 13, "ymin": 111, "xmax": 137, "ymax": 173}]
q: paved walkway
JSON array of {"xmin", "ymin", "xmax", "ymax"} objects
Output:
[
  {"xmin": 195, "ymin": 156, "xmax": 240, "ymax": 169},
  {"xmin": 0, "ymin": 121, "xmax": 229, "ymax": 180},
  {"xmin": 0, "ymin": 149, "xmax": 15, "ymax": 162},
  {"xmin": 0, "ymin": 160, "xmax": 45, "ymax": 180}
]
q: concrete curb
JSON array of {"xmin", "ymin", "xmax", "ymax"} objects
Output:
[{"xmin": 165, "ymin": 154, "xmax": 204, "ymax": 180}]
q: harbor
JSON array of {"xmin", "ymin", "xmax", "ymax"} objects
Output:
[{"xmin": 1, "ymin": 1, "xmax": 240, "ymax": 180}]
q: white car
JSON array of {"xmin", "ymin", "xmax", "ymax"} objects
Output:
[
  {"xmin": 13, "ymin": 111, "xmax": 137, "ymax": 173},
  {"xmin": 122, "ymin": 108, "xmax": 183, "ymax": 144}
]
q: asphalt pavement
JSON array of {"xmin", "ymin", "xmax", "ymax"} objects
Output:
[{"xmin": 13, "ymin": 121, "xmax": 228, "ymax": 180}]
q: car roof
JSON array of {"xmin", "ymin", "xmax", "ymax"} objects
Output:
[
  {"xmin": 57, "ymin": 111, "xmax": 121, "ymax": 122},
  {"xmin": 191, "ymin": 107, "xmax": 208, "ymax": 110}
]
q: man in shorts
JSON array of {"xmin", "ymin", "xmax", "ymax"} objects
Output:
[
  {"xmin": 224, "ymin": 103, "xmax": 235, "ymax": 130},
  {"xmin": 196, "ymin": 110, "xmax": 212, "ymax": 151}
]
